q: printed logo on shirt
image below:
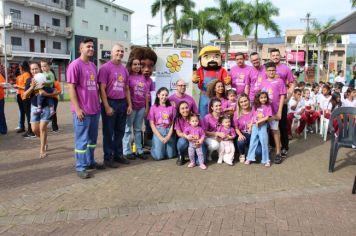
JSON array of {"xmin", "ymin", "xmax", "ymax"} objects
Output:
[
  {"xmin": 239, "ymin": 73, "xmax": 245, "ymax": 81},
  {"xmin": 113, "ymin": 73, "xmax": 125, "ymax": 92},
  {"xmin": 86, "ymin": 71, "xmax": 97, "ymax": 91},
  {"xmin": 257, "ymin": 76, "xmax": 262, "ymax": 82},
  {"xmin": 90, "ymin": 72, "xmax": 95, "ymax": 81},
  {"xmin": 117, "ymin": 75, "xmax": 124, "ymax": 82},
  {"xmin": 134, "ymin": 81, "xmax": 145, "ymax": 98}
]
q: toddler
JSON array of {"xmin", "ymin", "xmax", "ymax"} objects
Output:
[
  {"xmin": 184, "ymin": 114, "xmax": 206, "ymax": 169},
  {"xmin": 222, "ymin": 89, "xmax": 237, "ymax": 115},
  {"xmin": 217, "ymin": 115, "xmax": 236, "ymax": 165}
]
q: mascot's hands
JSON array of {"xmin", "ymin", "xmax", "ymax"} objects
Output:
[
  {"xmin": 223, "ymin": 75, "xmax": 231, "ymax": 85},
  {"xmin": 192, "ymin": 71, "xmax": 200, "ymax": 84}
]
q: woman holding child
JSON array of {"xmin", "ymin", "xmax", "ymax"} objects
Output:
[{"xmin": 24, "ymin": 62, "xmax": 60, "ymax": 158}]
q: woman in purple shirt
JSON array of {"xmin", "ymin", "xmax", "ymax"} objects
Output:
[
  {"xmin": 148, "ymin": 87, "xmax": 176, "ymax": 160},
  {"xmin": 202, "ymin": 98, "xmax": 224, "ymax": 161},
  {"xmin": 175, "ymin": 101, "xmax": 207, "ymax": 166},
  {"xmin": 206, "ymin": 80, "xmax": 227, "ymax": 104},
  {"xmin": 234, "ymin": 94, "xmax": 262, "ymax": 163}
]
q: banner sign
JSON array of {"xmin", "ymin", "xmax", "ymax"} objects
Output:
[
  {"xmin": 286, "ymin": 51, "xmax": 305, "ymax": 63},
  {"xmin": 154, "ymin": 48, "xmax": 194, "ymax": 96}
]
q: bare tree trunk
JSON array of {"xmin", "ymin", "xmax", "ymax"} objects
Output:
[
  {"xmin": 197, "ymin": 29, "xmax": 201, "ymax": 59},
  {"xmin": 255, "ymin": 24, "xmax": 258, "ymax": 52},
  {"xmin": 225, "ymin": 35, "xmax": 229, "ymax": 69},
  {"xmin": 173, "ymin": 10, "xmax": 177, "ymax": 47}
]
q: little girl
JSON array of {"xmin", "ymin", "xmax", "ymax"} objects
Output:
[
  {"xmin": 148, "ymin": 87, "xmax": 176, "ymax": 160},
  {"xmin": 217, "ymin": 115, "xmax": 236, "ymax": 165},
  {"xmin": 245, "ymin": 92, "xmax": 272, "ymax": 167},
  {"xmin": 123, "ymin": 58, "xmax": 149, "ymax": 160},
  {"xmin": 342, "ymin": 87, "xmax": 356, "ymax": 107},
  {"xmin": 183, "ymin": 114, "xmax": 206, "ymax": 169},
  {"xmin": 222, "ymin": 89, "xmax": 237, "ymax": 115},
  {"xmin": 303, "ymin": 88, "xmax": 320, "ymax": 133}
]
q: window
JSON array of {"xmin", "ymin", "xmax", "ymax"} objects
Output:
[
  {"xmin": 11, "ymin": 37, "xmax": 22, "ymax": 46},
  {"xmin": 114, "ymin": 28, "xmax": 117, "ymax": 32},
  {"xmin": 100, "ymin": 44, "xmax": 103, "ymax": 50},
  {"xmin": 10, "ymin": 9, "xmax": 21, "ymax": 19},
  {"xmin": 104, "ymin": 7, "xmax": 108, "ymax": 13},
  {"xmin": 100, "ymin": 25, "xmax": 103, "ymax": 30},
  {"xmin": 124, "ymin": 31, "xmax": 128, "ymax": 40},
  {"xmin": 123, "ymin": 14, "xmax": 128, "ymax": 21},
  {"xmin": 52, "ymin": 18, "xmax": 60, "ymax": 27},
  {"xmin": 76, "ymin": 0, "xmax": 85, "ymax": 8},
  {"xmin": 105, "ymin": 26, "xmax": 109, "ymax": 31},
  {"xmin": 82, "ymin": 20, "xmax": 88, "ymax": 28},
  {"xmin": 53, "ymin": 41, "xmax": 61, "ymax": 50},
  {"xmin": 52, "ymin": 0, "xmax": 60, "ymax": 3}
]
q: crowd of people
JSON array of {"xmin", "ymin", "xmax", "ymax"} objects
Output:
[{"xmin": 0, "ymin": 38, "xmax": 355, "ymax": 179}]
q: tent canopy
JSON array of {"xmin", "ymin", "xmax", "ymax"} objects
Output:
[{"xmin": 320, "ymin": 11, "xmax": 356, "ymax": 35}]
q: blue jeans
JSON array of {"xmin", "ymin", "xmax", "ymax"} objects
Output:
[
  {"xmin": 0, "ymin": 99, "xmax": 7, "ymax": 134},
  {"xmin": 246, "ymin": 124, "xmax": 269, "ymax": 164},
  {"xmin": 73, "ymin": 112, "xmax": 100, "ymax": 172},
  {"xmin": 151, "ymin": 127, "xmax": 177, "ymax": 160},
  {"xmin": 101, "ymin": 99, "xmax": 127, "ymax": 161},
  {"xmin": 122, "ymin": 107, "xmax": 145, "ymax": 155},
  {"xmin": 177, "ymin": 137, "xmax": 207, "ymax": 165},
  {"xmin": 236, "ymin": 132, "xmax": 262, "ymax": 157},
  {"xmin": 16, "ymin": 94, "xmax": 25, "ymax": 129}
]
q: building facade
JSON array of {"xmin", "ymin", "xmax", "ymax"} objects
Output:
[
  {"xmin": 67, "ymin": 0, "xmax": 133, "ymax": 66},
  {"xmin": 1, "ymin": 0, "xmax": 72, "ymax": 81}
]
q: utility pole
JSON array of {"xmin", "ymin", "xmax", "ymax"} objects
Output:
[{"xmin": 300, "ymin": 13, "xmax": 316, "ymax": 68}]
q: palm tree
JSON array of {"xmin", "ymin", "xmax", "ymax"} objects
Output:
[
  {"xmin": 206, "ymin": 0, "xmax": 248, "ymax": 66},
  {"xmin": 151, "ymin": 0, "xmax": 195, "ymax": 47},
  {"xmin": 352, "ymin": 0, "xmax": 356, "ymax": 8},
  {"xmin": 304, "ymin": 18, "xmax": 341, "ymax": 64},
  {"xmin": 178, "ymin": 9, "xmax": 220, "ymax": 55},
  {"xmin": 243, "ymin": 0, "xmax": 280, "ymax": 51}
]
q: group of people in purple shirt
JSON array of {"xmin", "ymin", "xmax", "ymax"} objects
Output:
[{"xmin": 65, "ymin": 37, "xmax": 294, "ymax": 178}]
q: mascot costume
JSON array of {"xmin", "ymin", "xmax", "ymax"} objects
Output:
[{"xmin": 192, "ymin": 46, "xmax": 230, "ymax": 118}]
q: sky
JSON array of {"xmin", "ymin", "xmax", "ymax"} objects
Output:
[{"xmin": 115, "ymin": 0, "xmax": 355, "ymax": 45}]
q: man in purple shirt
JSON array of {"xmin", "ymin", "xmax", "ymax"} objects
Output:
[
  {"xmin": 168, "ymin": 79, "xmax": 198, "ymax": 114},
  {"xmin": 67, "ymin": 38, "xmax": 104, "ymax": 179},
  {"xmin": 270, "ymin": 48, "xmax": 295, "ymax": 163},
  {"xmin": 246, "ymin": 52, "xmax": 266, "ymax": 102},
  {"xmin": 229, "ymin": 52, "xmax": 251, "ymax": 96},
  {"xmin": 99, "ymin": 44, "xmax": 132, "ymax": 168}
]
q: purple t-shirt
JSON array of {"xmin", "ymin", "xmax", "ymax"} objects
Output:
[
  {"xmin": 233, "ymin": 110, "xmax": 254, "ymax": 133},
  {"xmin": 128, "ymin": 74, "xmax": 150, "ymax": 110},
  {"xmin": 259, "ymin": 78, "xmax": 286, "ymax": 115},
  {"xmin": 202, "ymin": 113, "xmax": 220, "ymax": 132},
  {"xmin": 275, "ymin": 63, "xmax": 294, "ymax": 85},
  {"xmin": 168, "ymin": 93, "xmax": 198, "ymax": 114},
  {"xmin": 174, "ymin": 117, "xmax": 190, "ymax": 133},
  {"xmin": 66, "ymin": 58, "xmax": 100, "ymax": 115},
  {"xmin": 217, "ymin": 126, "xmax": 236, "ymax": 138},
  {"xmin": 98, "ymin": 61, "xmax": 128, "ymax": 99},
  {"xmin": 222, "ymin": 99, "xmax": 237, "ymax": 112},
  {"xmin": 183, "ymin": 126, "xmax": 205, "ymax": 140},
  {"xmin": 248, "ymin": 65, "xmax": 266, "ymax": 101},
  {"xmin": 230, "ymin": 65, "xmax": 252, "ymax": 95},
  {"xmin": 148, "ymin": 105, "xmax": 175, "ymax": 128},
  {"xmin": 146, "ymin": 76, "xmax": 155, "ymax": 100},
  {"xmin": 252, "ymin": 104, "xmax": 272, "ymax": 123}
]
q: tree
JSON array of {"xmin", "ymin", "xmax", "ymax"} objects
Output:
[
  {"xmin": 178, "ymin": 9, "xmax": 220, "ymax": 56},
  {"xmin": 352, "ymin": 0, "xmax": 356, "ymax": 8},
  {"xmin": 151, "ymin": 0, "xmax": 195, "ymax": 47},
  {"xmin": 304, "ymin": 18, "xmax": 341, "ymax": 75},
  {"xmin": 206, "ymin": 0, "xmax": 248, "ymax": 66},
  {"xmin": 243, "ymin": 0, "xmax": 280, "ymax": 51}
]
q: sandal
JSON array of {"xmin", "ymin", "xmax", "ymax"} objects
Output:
[
  {"xmin": 40, "ymin": 153, "xmax": 48, "ymax": 159},
  {"xmin": 264, "ymin": 162, "xmax": 271, "ymax": 167},
  {"xmin": 188, "ymin": 162, "xmax": 195, "ymax": 168},
  {"xmin": 244, "ymin": 160, "xmax": 251, "ymax": 165}
]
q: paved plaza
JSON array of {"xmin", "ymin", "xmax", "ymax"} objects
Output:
[{"xmin": 0, "ymin": 101, "xmax": 355, "ymax": 235}]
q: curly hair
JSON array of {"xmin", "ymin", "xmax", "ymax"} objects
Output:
[{"xmin": 206, "ymin": 79, "xmax": 226, "ymax": 98}]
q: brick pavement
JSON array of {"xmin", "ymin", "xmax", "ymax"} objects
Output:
[{"xmin": 0, "ymin": 101, "xmax": 355, "ymax": 235}]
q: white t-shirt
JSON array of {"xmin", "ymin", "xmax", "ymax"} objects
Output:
[
  {"xmin": 342, "ymin": 98, "xmax": 356, "ymax": 107},
  {"xmin": 319, "ymin": 95, "xmax": 331, "ymax": 111},
  {"xmin": 288, "ymin": 97, "xmax": 305, "ymax": 114},
  {"xmin": 335, "ymin": 76, "xmax": 346, "ymax": 85}
]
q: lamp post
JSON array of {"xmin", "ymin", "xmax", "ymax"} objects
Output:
[
  {"xmin": 146, "ymin": 24, "xmax": 155, "ymax": 48},
  {"xmin": 2, "ymin": 2, "xmax": 12, "ymax": 96},
  {"xmin": 160, "ymin": 0, "xmax": 163, "ymax": 47},
  {"xmin": 188, "ymin": 17, "xmax": 193, "ymax": 49},
  {"xmin": 326, "ymin": 44, "xmax": 334, "ymax": 82}
]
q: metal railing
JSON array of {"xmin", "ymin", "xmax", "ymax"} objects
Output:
[{"xmin": 11, "ymin": 21, "xmax": 72, "ymax": 37}]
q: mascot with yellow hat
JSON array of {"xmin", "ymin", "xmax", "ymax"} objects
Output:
[{"xmin": 192, "ymin": 46, "xmax": 231, "ymax": 118}]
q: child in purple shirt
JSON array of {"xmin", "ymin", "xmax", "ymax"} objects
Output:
[
  {"xmin": 217, "ymin": 115, "xmax": 236, "ymax": 165},
  {"xmin": 222, "ymin": 89, "xmax": 237, "ymax": 116},
  {"xmin": 184, "ymin": 114, "xmax": 206, "ymax": 170},
  {"xmin": 148, "ymin": 87, "xmax": 176, "ymax": 160},
  {"xmin": 259, "ymin": 62, "xmax": 286, "ymax": 161},
  {"xmin": 245, "ymin": 91, "xmax": 272, "ymax": 166}
]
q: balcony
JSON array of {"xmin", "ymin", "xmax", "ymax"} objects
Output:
[
  {"xmin": 10, "ymin": 21, "xmax": 72, "ymax": 38},
  {"xmin": 284, "ymin": 43, "xmax": 346, "ymax": 52},
  {"xmin": 0, "ymin": 45, "xmax": 13, "ymax": 56},
  {"xmin": 7, "ymin": 0, "xmax": 71, "ymax": 16}
]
